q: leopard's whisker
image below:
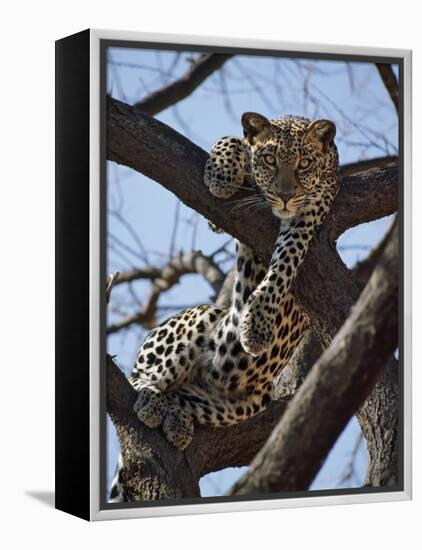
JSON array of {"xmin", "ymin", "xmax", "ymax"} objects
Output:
[
  {"xmin": 232, "ymin": 196, "xmax": 262, "ymax": 205},
  {"xmin": 232, "ymin": 198, "xmax": 269, "ymax": 214},
  {"xmin": 231, "ymin": 197, "xmax": 267, "ymax": 212},
  {"xmin": 228, "ymin": 183, "xmax": 255, "ymax": 191}
]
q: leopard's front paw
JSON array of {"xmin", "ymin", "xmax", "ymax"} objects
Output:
[
  {"xmin": 239, "ymin": 306, "xmax": 273, "ymax": 357},
  {"xmin": 162, "ymin": 404, "xmax": 194, "ymax": 451},
  {"xmin": 204, "ymin": 136, "xmax": 246, "ymax": 199},
  {"xmin": 134, "ymin": 386, "xmax": 167, "ymax": 429}
]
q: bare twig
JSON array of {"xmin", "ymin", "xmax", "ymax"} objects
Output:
[
  {"xmin": 134, "ymin": 54, "xmax": 233, "ymax": 116},
  {"xmin": 109, "ymin": 209, "xmax": 150, "ymax": 265},
  {"xmin": 107, "ymin": 251, "xmax": 226, "ymax": 332},
  {"xmin": 106, "ymin": 271, "xmax": 120, "ymax": 305},
  {"xmin": 376, "ymin": 64, "xmax": 399, "ymax": 114}
]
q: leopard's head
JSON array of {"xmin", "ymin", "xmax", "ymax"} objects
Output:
[{"xmin": 242, "ymin": 112, "xmax": 339, "ymax": 221}]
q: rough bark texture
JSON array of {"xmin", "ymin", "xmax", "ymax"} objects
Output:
[
  {"xmin": 339, "ymin": 155, "xmax": 397, "ymax": 177},
  {"xmin": 108, "ymin": 357, "xmax": 286, "ymax": 497},
  {"xmin": 107, "ymin": 97, "xmax": 398, "ymax": 259},
  {"xmin": 106, "ymin": 98, "xmax": 400, "ymax": 498},
  {"xmin": 107, "ymin": 331, "xmax": 319, "ymax": 499},
  {"xmin": 358, "ymin": 356, "xmax": 399, "ymax": 487},
  {"xmin": 230, "ymin": 225, "xmax": 399, "ymax": 494},
  {"xmin": 107, "ymin": 356, "xmax": 200, "ymax": 499}
]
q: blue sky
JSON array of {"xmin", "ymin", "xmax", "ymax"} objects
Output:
[{"xmin": 105, "ymin": 47, "xmax": 398, "ymax": 497}]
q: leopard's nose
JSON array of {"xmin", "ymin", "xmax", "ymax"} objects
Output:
[{"xmin": 278, "ymin": 191, "xmax": 295, "ymax": 204}]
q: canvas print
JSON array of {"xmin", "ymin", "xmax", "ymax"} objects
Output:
[{"xmin": 104, "ymin": 44, "xmax": 400, "ymax": 505}]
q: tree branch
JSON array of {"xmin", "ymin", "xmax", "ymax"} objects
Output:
[
  {"xmin": 339, "ymin": 155, "xmax": 397, "ymax": 177},
  {"xmin": 107, "ymin": 329, "xmax": 321, "ymax": 499},
  {"xmin": 134, "ymin": 54, "xmax": 233, "ymax": 116},
  {"xmin": 107, "ymin": 251, "xmax": 225, "ymax": 332},
  {"xmin": 106, "ymin": 271, "xmax": 120, "ymax": 305},
  {"xmin": 352, "ymin": 216, "xmax": 397, "ymax": 286},
  {"xmin": 108, "ymin": 97, "xmax": 398, "ymax": 255},
  {"xmin": 229, "ymin": 223, "xmax": 399, "ymax": 495},
  {"xmin": 107, "ymin": 354, "xmax": 200, "ymax": 499},
  {"xmin": 115, "ymin": 250, "xmax": 225, "ymax": 291},
  {"xmin": 376, "ymin": 64, "xmax": 399, "ymax": 114}
]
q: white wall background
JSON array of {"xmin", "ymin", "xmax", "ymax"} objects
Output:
[{"xmin": 0, "ymin": 1, "xmax": 420, "ymax": 549}]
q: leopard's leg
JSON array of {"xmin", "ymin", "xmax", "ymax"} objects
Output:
[
  {"xmin": 209, "ymin": 239, "xmax": 266, "ymax": 354},
  {"xmin": 132, "ymin": 385, "xmax": 168, "ymax": 429},
  {"xmin": 240, "ymin": 215, "xmax": 317, "ymax": 356},
  {"xmin": 162, "ymin": 381, "xmax": 272, "ymax": 451},
  {"xmin": 157, "ymin": 243, "xmax": 268, "ymax": 450},
  {"xmin": 130, "ymin": 305, "xmax": 225, "ymax": 429},
  {"xmin": 229, "ymin": 241, "xmax": 267, "ymax": 322},
  {"xmin": 204, "ymin": 136, "xmax": 247, "ymax": 199},
  {"xmin": 161, "ymin": 398, "xmax": 195, "ymax": 451},
  {"xmin": 156, "ymin": 238, "xmax": 301, "ymax": 450},
  {"xmin": 203, "ymin": 134, "xmax": 267, "ymax": 324}
]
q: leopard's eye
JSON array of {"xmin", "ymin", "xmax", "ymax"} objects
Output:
[
  {"xmin": 298, "ymin": 157, "xmax": 312, "ymax": 170},
  {"xmin": 263, "ymin": 154, "xmax": 276, "ymax": 166}
]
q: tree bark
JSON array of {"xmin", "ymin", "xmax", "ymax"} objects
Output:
[
  {"xmin": 230, "ymin": 224, "xmax": 399, "ymax": 494},
  {"xmin": 107, "ymin": 355, "xmax": 200, "ymax": 499},
  {"xmin": 107, "ymin": 330, "xmax": 321, "ymax": 499},
  {"xmin": 107, "ymin": 97, "xmax": 398, "ymax": 258}
]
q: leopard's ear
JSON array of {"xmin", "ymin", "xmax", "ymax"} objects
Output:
[
  {"xmin": 241, "ymin": 112, "xmax": 272, "ymax": 145},
  {"xmin": 305, "ymin": 119, "xmax": 336, "ymax": 153}
]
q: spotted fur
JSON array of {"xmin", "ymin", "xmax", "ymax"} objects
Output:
[{"xmin": 110, "ymin": 112, "xmax": 340, "ymax": 502}]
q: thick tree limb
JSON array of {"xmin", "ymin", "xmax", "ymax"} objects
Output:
[
  {"xmin": 229, "ymin": 224, "xmax": 399, "ymax": 495},
  {"xmin": 358, "ymin": 355, "xmax": 399, "ymax": 487},
  {"xmin": 108, "ymin": 97, "xmax": 398, "ymax": 257},
  {"xmin": 339, "ymin": 155, "xmax": 398, "ymax": 177},
  {"xmin": 339, "ymin": 155, "xmax": 397, "ymax": 177},
  {"xmin": 107, "ymin": 330, "xmax": 320, "ymax": 500},
  {"xmin": 376, "ymin": 64, "xmax": 399, "ymax": 114},
  {"xmin": 291, "ymin": 228, "xmax": 400, "ymax": 489},
  {"xmin": 107, "ymin": 355, "xmax": 286, "ymax": 493},
  {"xmin": 351, "ymin": 219, "xmax": 399, "ymax": 486},
  {"xmin": 134, "ymin": 54, "xmax": 233, "ymax": 116},
  {"xmin": 107, "ymin": 355, "xmax": 200, "ymax": 499}
]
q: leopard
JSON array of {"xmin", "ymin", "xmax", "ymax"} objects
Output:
[{"xmin": 109, "ymin": 111, "xmax": 339, "ymax": 502}]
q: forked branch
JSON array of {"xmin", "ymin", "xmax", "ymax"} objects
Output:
[{"xmin": 230, "ymin": 223, "xmax": 399, "ymax": 494}]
